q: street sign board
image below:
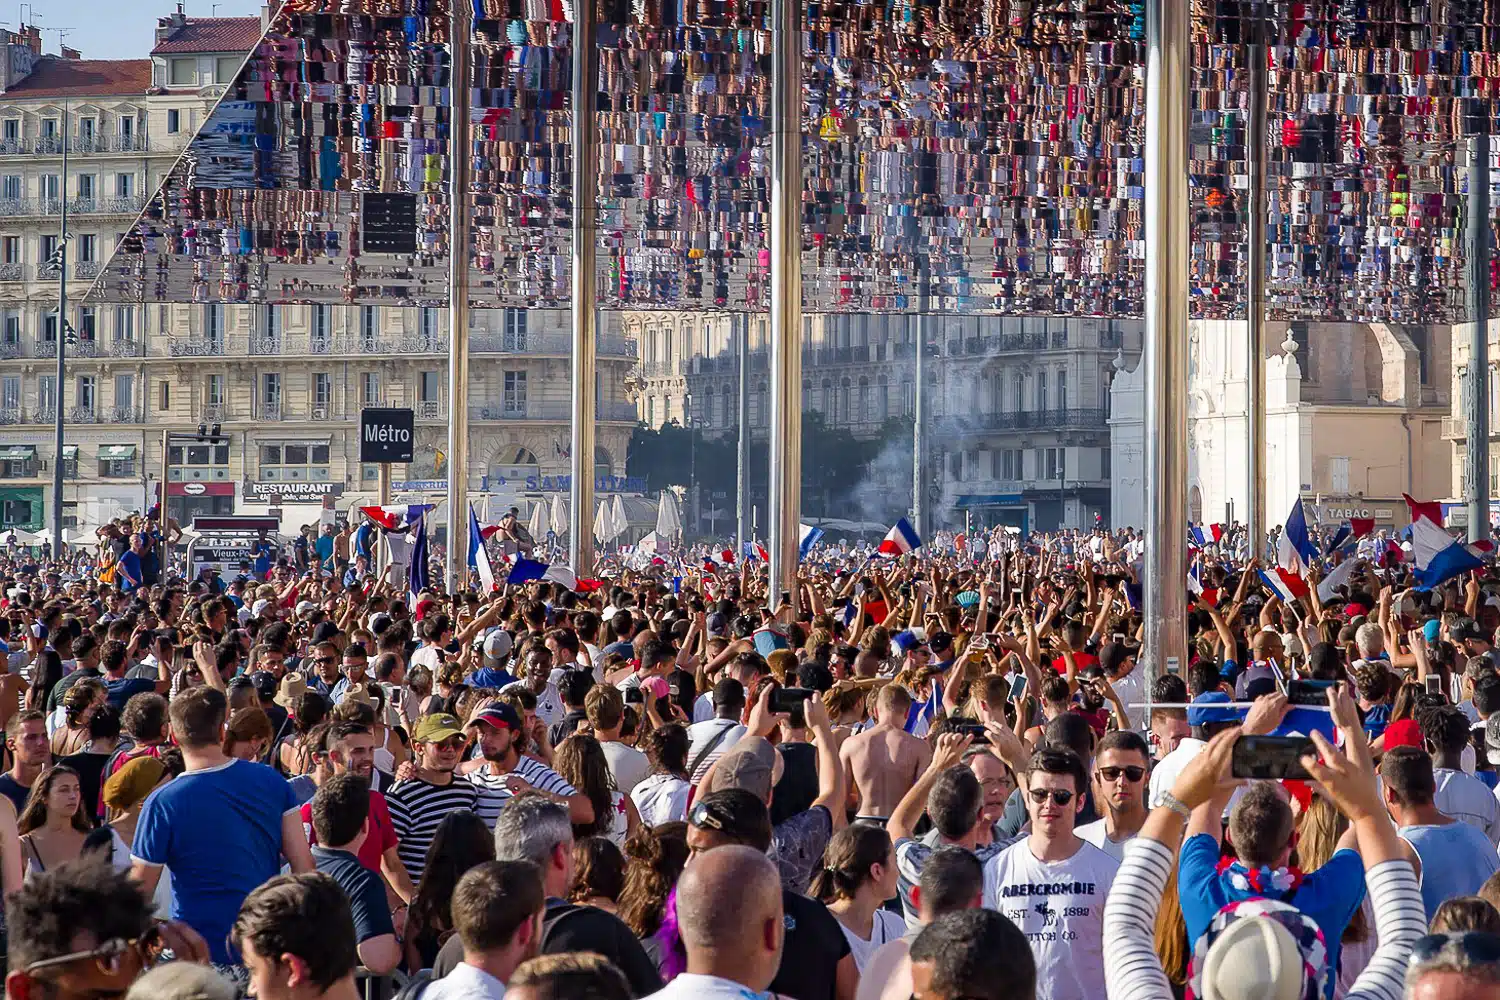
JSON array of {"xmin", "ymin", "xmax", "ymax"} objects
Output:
[{"xmin": 361, "ymin": 408, "xmax": 415, "ymax": 463}]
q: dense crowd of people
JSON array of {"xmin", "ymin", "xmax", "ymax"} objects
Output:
[{"xmin": 5, "ymin": 515, "xmax": 1500, "ymax": 1000}]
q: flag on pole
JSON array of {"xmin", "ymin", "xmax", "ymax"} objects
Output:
[
  {"xmin": 1277, "ymin": 498, "xmax": 1319, "ymax": 580},
  {"xmin": 1403, "ymin": 494, "xmax": 1445, "ymax": 527},
  {"xmin": 1210, "ymin": 523, "xmax": 1225, "ymax": 544},
  {"xmin": 1187, "ymin": 560, "xmax": 1204, "ymax": 596},
  {"xmin": 1316, "ymin": 554, "xmax": 1360, "ymax": 602},
  {"xmin": 1349, "ymin": 517, "xmax": 1376, "ymax": 539},
  {"xmin": 1410, "ymin": 513, "xmax": 1484, "ymax": 590},
  {"xmin": 1323, "ymin": 524, "xmax": 1352, "ymax": 557},
  {"xmin": 798, "ymin": 523, "xmax": 824, "ymax": 561},
  {"xmin": 877, "ymin": 518, "xmax": 923, "ymax": 557},
  {"xmin": 1188, "ymin": 524, "xmax": 1207, "ymax": 547},
  {"xmin": 359, "ymin": 504, "xmax": 434, "ymax": 531},
  {"xmin": 407, "ymin": 510, "xmax": 429, "ymax": 605},
  {"xmin": 468, "ymin": 504, "xmax": 496, "ymax": 593},
  {"xmin": 509, "ymin": 558, "xmax": 549, "ymax": 584}
]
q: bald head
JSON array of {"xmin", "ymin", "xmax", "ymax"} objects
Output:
[
  {"xmin": 677, "ymin": 845, "xmax": 784, "ymax": 990},
  {"xmin": 1252, "ymin": 630, "xmax": 1283, "ymax": 662}
]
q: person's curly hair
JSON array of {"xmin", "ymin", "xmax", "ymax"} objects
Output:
[
  {"xmin": 616, "ymin": 821, "xmax": 689, "ymax": 938},
  {"xmin": 7, "ymin": 859, "xmax": 153, "ymax": 972}
]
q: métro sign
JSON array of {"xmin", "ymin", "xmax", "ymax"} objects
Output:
[{"xmin": 360, "ymin": 408, "xmax": 415, "ymax": 464}]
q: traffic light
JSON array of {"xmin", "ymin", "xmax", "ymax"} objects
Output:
[{"xmin": 195, "ymin": 422, "xmax": 227, "ymax": 444}]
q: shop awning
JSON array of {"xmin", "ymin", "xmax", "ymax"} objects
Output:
[
  {"xmin": 98, "ymin": 444, "xmax": 137, "ymax": 460},
  {"xmin": 0, "ymin": 446, "xmax": 35, "ymax": 461},
  {"xmin": 61, "ymin": 445, "xmax": 78, "ymax": 459}
]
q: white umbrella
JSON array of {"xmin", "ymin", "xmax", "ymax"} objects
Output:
[
  {"xmin": 527, "ymin": 500, "xmax": 547, "ymax": 541},
  {"xmin": 550, "ymin": 493, "xmax": 568, "ymax": 536},
  {"xmin": 655, "ymin": 490, "xmax": 682, "ymax": 539},
  {"xmin": 611, "ymin": 494, "xmax": 629, "ymax": 542},
  {"xmin": 594, "ymin": 500, "xmax": 612, "ymax": 543}
]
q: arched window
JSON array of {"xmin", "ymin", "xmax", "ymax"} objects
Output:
[
  {"xmin": 820, "ymin": 379, "xmax": 832, "ymax": 415},
  {"xmin": 595, "ymin": 445, "xmax": 612, "ymax": 479},
  {"xmin": 702, "ymin": 385, "xmax": 715, "ymax": 427},
  {"xmin": 877, "ymin": 373, "xmax": 889, "ymax": 420},
  {"xmin": 839, "ymin": 378, "xmax": 852, "ymax": 424},
  {"xmin": 858, "ymin": 376, "xmax": 870, "ymax": 423}
]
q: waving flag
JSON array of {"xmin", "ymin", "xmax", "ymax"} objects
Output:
[
  {"xmin": 406, "ymin": 512, "xmax": 429, "ymax": 605},
  {"xmin": 1404, "ymin": 494, "xmax": 1444, "ymax": 527},
  {"xmin": 1323, "ymin": 524, "xmax": 1352, "ymax": 557},
  {"xmin": 1187, "ymin": 560, "xmax": 1204, "ymax": 596},
  {"xmin": 1277, "ymin": 498, "xmax": 1319, "ymax": 578},
  {"xmin": 742, "ymin": 540, "xmax": 770, "ymax": 562},
  {"xmin": 469, "ymin": 504, "xmax": 496, "ymax": 593},
  {"xmin": 799, "ymin": 523, "xmax": 824, "ymax": 561},
  {"xmin": 1350, "ymin": 517, "xmax": 1375, "ymax": 539},
  {"xmin": 1317, "ymin": 554, "xmax": 1360, "ymax": 602},
  {"xmin": 1410, "ymin": 513, "xmax": 1484, "ymax": 590},
  {"xmin": 877, "ymin": 517, "xmax": 923, "ymax": 557},
  {"xmin": 509, "ymin": 558, "xmax": 548, "ymax": 584},
  {"xmin": 1189, "ymin": 524, "xmax": 1208, "ymax": 547},
  {"xmin": 360, "ymin": 504, "xmax": 434, "ymax": 531},
  {"xmin": 1210, "ymin": 523, "xmax": 1225, "ymax": 544}
]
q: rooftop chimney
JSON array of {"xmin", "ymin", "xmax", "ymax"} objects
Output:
[
  {"xmin": 156, "ymin": 4, "xmax": 189, "ymax": 46},
  {"xmin": 59, "ymin": 45, "xmax": 81, "ymax": 60}
]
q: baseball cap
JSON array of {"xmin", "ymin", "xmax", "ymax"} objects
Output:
[
  {"xmin": 1423, "ymin": 618, "xmax": 1443, "ymax": 643},
  {"xmin": 469, "ymin": 702, "xmax": 523, "ymax": 732},
  {"xmin": 251, "ymin": 599, "xmax": 271, "ymax": 619},
  {"xmin": 892, "ymin": 630, "xmax": 928, "ymax": 656},
  {"xmin": 295, "ymin": 600, "xmax": 316, "ymax": 618},
  {"xmin": 482, "ymin": 630, "xmax": 513, "ymax": 664},
  {"xmin": 700, "ymin": 736, "xmax": 779, "ymax": 801},
  {"xmin": 412, "ymin": 713, "xmax": 466, "ymax": 743},
  {"xmin": 1453, "ymin": 617, "xmax": 1488, "ymax": 642},
  {"xmin": 705, "ymin": 611, "xmax": 728, "ymax": 636},
  {"xmin": 1187, "ymin": 691, "xmax": 1239, "ymax": 727},
  {"xmin": 248, "ymin": 671, "xmax": 278, "ymax": 701}
]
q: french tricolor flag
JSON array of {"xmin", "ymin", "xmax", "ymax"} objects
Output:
[
  {"xmin": 799, "ymin": 523, "xmax": 824, "ymax": 561},
  {"xmin": 877, "ymin": 518, "xmax": 923, "ymax": 557},
  {"xmin": 359, "ymin": 504, "xmax": 433, "ymax": 531},
  {"xmin": 1410, "ymin": 511, "xmax": 1485, "ymax": 590}
]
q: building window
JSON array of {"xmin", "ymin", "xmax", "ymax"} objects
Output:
[
  {"xmin": 100, "ymin": 456, "xmax": 136, "ymax": 478},
  {"xmin": 362, "ymin": 464, "xmax": 379, "ymax": 482},
  {"xmin": 420, "ymin": 306, "xmax": 437, "ymax": 343},
  {"xmin": 1329, "ymin": 456, "xmax": 1350, "ymax": 493},
  {"xmin": 1, "ymin": 236, "xmax": 18, "ymax": 263},
  {"xmin": 0, "ymin": 176, "xmax": 19, "ymax": 203},
  {"xmin": 312, "ymin": 304, "xmax": 330, "ymax": 347},
  {"xmin": 78, "ymin": 117, "xmax": 96, "ymax": 143},
  {"xmin": 361, "ymin": 305, "xmax": 377, "ymax": 345},
  {"xmin": 216, "ymin": 56, "xmax": 240, "ymax": 83},
  {"xmin": 114, "ymin": 174, "xmax": 133, "ymax": 199},
  {"xmin": 40, "ymin": 119, "xmax": 56, "ymax": 140},
  {"xmin": 78, "ymin": 235, "xmax": 96, "ymax": 264},
  {"xmin": 114, "ymin": 374, "xmax": 133, "ymax": 415},
  {"xmin": 169, "ymin": 58, "xmax": 194, "ymax": 85},
  {"xmin": 1036, "ymin": 371, "xmax": 1048, "ymax": 412},
  {"xmin": 1, "ymin": 375, "xmax": 17, "ymax": 412},
  {"xmin": 419, "ymin": 371, "xmax": 439, "ymax": 403},
  {"xmin": 259, "ymin": 442, "xmax": 332, "ymax": 482},
  {"xmin": 206, "ymin": 374, "xmax": 224, "ymax": 407},
  {"xmin": 114, "ymin": 307, "xmax": 134, "ymax": 343},
  {"xmin": 503, "ymin": 309, "xmax": 527, "ymax": 350},
  {"xmin": 1, "ymin": 120, "xmax": 15, "ymax": 142},
  {"xmin": 204, "ymin": 303, "xmax": 222, "ymax": 343},
  {"xmin": 263, "ymin": 304, "xmax": 279, "ymax": 339},
  {"xmin": 1057, "ymin": 369, "xmax": 1067, "ymax": 411},
  {"xmin": 361, "ymin": 372, "xmax": 380, "ymax": 406},
  {"xmin": 166, "ymin": 108, "xmax": 180, "ymax": 133},
  {"xmin": 76, "ymin": 376, "xmax": 96, "ymax": 415},
  {"xmin": 78, "ymin": 307, "xmax": 96, "ymax": 342},
  {"xmin": 312, "ymin": 373, "xmax": 332, "ymax": 412},
  {"xmin": 77, "ymin": 174, "xmax": 95, "ymax": 203},
  {"xmin": 1101, "ymin": 448, "xmax": 1111, "ymax": 479},
  {"xmin": 158, "ymin": 380, "xmax": 170, "ymax": 411},
  {"xmin": 502, "ymin": 371, "xmax": 527, "ymax": 414},
  {"xmin": 168, "ymin": 441, "xmax": 229, "ymax": 470},
  {"xmin": 261, "ymin": 374, "xmax": 281, "ymax": 413},
  {"xmin": 42, "ymin": 312, "xmax": 57, "ymax": 343},
  {"xmin": 40, "ymin": 233, "xmax": 58, "ymax": 267}
]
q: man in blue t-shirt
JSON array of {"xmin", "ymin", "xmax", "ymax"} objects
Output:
[
  {"xmin": 1180, "ymin": 780, "xmax": 1363, "ymax": 999},
  {"xmin": 115, "ymin": 534, "xmax": 146, "ymax": 593},
  {"xmin": 129, "ymin": 686, "xmax": 315, "ymax": 971},
  {"xmin": 308, "ymin": 773, "xmax": 400, "ymax": 975},
  {"xmin": 250, "ymin": 529, "xmax": 274, "ymax": 580}
]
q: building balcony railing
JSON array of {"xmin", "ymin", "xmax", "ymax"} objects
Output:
[
  {"xmin": 35, "ymin": 263, "xmax": 59, "ymax": 280},
  {"xmin": 0, "ymin": 341, "xmax": 20, "ymax": 360},
  {"xmin": 469, "ymin": 400, "xmax": 636, "ymax": 423},
  {"xmin": 67, "ymin": 406, "xmax": 100, "ymax": 423},
  {"xmin": 74, "ymin": 261, "xmax": 100, "ymax": 280},
  {"xmin": 108, "ymin": 405, "xmax": 143, "ymax": 423},
  {"xmin": 0, "ymin": 263, "xmax": 21, "ymax": 281},
  {"xmin": 256, "ymin": 403, "xmax": 283, "ymax": 421},
  {"xmin": 68, "ymin": 196, "xmax": 148, "ymax": 216},
  {"xmin": 3, "ymin": 134, "xmax": 150, "ymax": 156},
  {"xmin": 200, "ymin": 404, "xmax": 227, "ymax": 423},
  {"xmin": 936, "ymin": 408, "xmax": 1109, "ymax": 432},
  {"xmin": 0, "ymin": 407, "xmax": 19, "ymax": 424},
  {"xmin": 27, "ymin": 406, "xmax": 54, "ymax": 424},
  {"xmin": 416, "ymin": 400, "xmax": 444, "ymax": 419}
]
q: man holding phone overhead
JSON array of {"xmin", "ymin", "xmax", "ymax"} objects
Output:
[{"xmin": 1177, "ymin": 691, "xmax": 1366, "ymax": 1000}]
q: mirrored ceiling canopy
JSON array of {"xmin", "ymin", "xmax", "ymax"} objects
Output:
[{"xmin": 87, "ymin": 0, "xmax": 1500, "ymax": 321}]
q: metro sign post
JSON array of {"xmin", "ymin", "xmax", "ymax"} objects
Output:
[{"xmin": 360, "ymin": 408, "xmax": 416, "ymax": 574}]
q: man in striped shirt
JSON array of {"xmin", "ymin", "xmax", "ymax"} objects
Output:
[
  {"xmin": 385, "ymin": 713, "xmax": 488, "ymax": 881},
  {"xmin": 461, "ymin": 702, "xmax": 594, "ymax": 829}
]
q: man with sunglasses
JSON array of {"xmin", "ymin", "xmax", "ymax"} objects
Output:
[
  {"xmin": 1075, "ymin": 729, "xmax": 1150, "ymax": 862},
  {"xmin": 385, "ymin": 713, "xmax": 485, "ymax": 882},
  {"xmin": 7, "ymin": 859, "xmax": 212, "ymax": 1000},
  {"xmin": 981, "ymin": 746, "xmax": 1117, "ymax": 1000},
  {"xmin": 304, "ymin": 642, "xmax": 343, "ymax": 700}
]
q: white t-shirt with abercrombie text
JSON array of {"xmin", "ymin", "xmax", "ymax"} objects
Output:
[{"xmin": 982, "ymin": 836, "xmax": 1119, "ymax": 1000}]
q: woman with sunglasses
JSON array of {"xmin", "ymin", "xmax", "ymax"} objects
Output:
[{"xmin": 17, "ymin": 765, "xmax": 93, "ymax": 878}]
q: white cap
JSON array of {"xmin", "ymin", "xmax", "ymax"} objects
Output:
[
  {"xmin": 482, "ymin": 630, "xmax": 513, "ymax": 664},
  {"xmin": 251, "ymin": 598, "xmax": 271, "ymax": 618},
  {"xmin": 295, "ymin": 600, "xmax": 316, "ymax": 617},
  {"xmin": 1199, "ymin": 913, "xmax": 1308, "ymax": 1000}
]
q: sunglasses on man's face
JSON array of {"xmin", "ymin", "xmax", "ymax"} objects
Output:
[
  {"xmin": 1027, "ymin": 788, "xmax": 1075, "ymax": 806},
  {"xmin": 23, "ymin": 925, "xmax": 164, "ymax": 978},
  {"xmin": 1097, "ymin": 765, "xmax": 1146, "ymax": 783}
]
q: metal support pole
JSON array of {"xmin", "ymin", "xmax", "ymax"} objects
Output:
[
  {"xmin": 569, "ymin": 0, "xmax": 600, "ymax": 577},
  {"xmin": 737, "ymin": 314, "xmax": 750, "ymax": 556},
  {"xmin": 1468, "ymin": 127, "xmax": 1492, "ymax": 543},
  {"xmin": 1245, "ymin": 38, "xmax": 1268, "ymax": 555},
  {"xmin": 913, "ymin": 257, "xmax": 929, "ymax": 537},
  {"xmin": 767, "ymin": 0, "xmax": 802, "ymax": 611},
  {"xmin": 160, "ymin": 428, "xmax": 170, "ymax": 533},
  {"xmin": 445, "ymin": 3, "xmax": 474, "ymax": 593},
  {"xmin": 1142, "ymin": 0, "xmax": 1191, "ymax": 692},
  {"xmin": 377, "ymin": 462, "xmax": 391, "ymax": 578},
  {"xmin": 52, "ymin": 102, "xmax": 68, "ymax": 558}
]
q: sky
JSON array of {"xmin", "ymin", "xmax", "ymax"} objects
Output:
[{"xmin": 26, "ymin": 1, "xmax": 262, "ymax": 62}]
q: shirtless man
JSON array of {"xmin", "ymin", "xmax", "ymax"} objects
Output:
[{"xmin": 840, "ymin": 685, "xmax": 932, "ymax": 824}]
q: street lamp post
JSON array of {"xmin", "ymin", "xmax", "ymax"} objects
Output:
[{"xmin": 50, "ymin": 101, "xmax": 69, "ymax": 558}]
